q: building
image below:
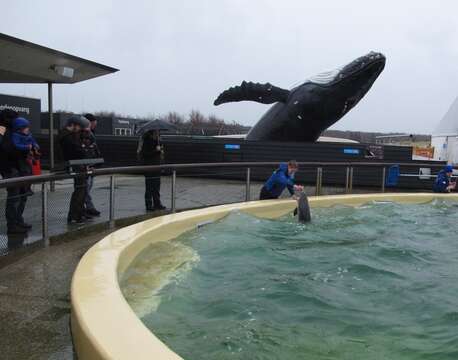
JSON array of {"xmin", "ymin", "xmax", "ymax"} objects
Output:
[
  {"xmin": 0, "ymin": 93, "xmax": 41, "ymax": 132},
  {"xmin": 431, "ymin": 96, "xmax": 458, "ymax": 163},
  {"xmin": 40, "ymin": 112, "xmax": 146, "ymax": 136},
  {"xmin": 375, "ymin": 134, "xmax": 431, "ymax": 147}
]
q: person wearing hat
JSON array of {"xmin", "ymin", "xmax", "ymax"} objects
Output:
[
  {"xmin": 82, "ymin": 113, "xmax": 101, "ymax": 217},
  {"xmin": 58, "ymin": 115, "xmax": 91, "ymax": 224},
  {"xmin": 433, "ymin": 165, "xmax": 456, "ymax": 193},
  {"xmin": 11, "ymin": 117, "xmax": 40, "ymax": 175}
]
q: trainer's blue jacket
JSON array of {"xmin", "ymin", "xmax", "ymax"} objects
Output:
[
  {"xmin": 263, "ymin": 163, "xmax": 295, "ymax": 197},
  {"xmin": 433, "ymin": 170, "xmax": 450, "ymax": 193}
]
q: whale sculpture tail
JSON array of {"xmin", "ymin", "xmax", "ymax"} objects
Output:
[{"xmin": 214, "ymin": 81, "xmax": 290, "ymax": 105}]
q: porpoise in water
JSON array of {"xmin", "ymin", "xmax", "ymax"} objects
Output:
[{"xmin": 294, "ymin": 193, "xmax": 311, "ymax": 223}]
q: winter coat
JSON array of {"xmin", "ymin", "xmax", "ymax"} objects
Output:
[{"xmin": 263, "ymin": 163, "xmax": 295, "ymax": 198}]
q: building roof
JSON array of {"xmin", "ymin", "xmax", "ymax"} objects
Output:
[
  {"xmin": 434, "ymin": 96, "xmax": 458, "ymax": 136},
  {"xmin": 375, "ymin": 134, "xmax": 409, "ymax": 139},
  {"xmin": 0, "ymin": 33, "xmax": 118, "ymax": 84}
]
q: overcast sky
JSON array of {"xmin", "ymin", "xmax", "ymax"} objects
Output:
[{"xmin": 1, "ymin": 0, "xmax": 458, "ymax": 133}]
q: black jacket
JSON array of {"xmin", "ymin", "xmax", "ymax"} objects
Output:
[
  {"xmin": 58, "ymin": 128, "xmax": 86, "ymax": 161},
  {"xmin": 138, "ymin": 133, "xmax": 162, "ymax": 164},
  {"xmin": 0, "ymin": 130, "xmax": 20, "ymax": 173},
  {"xmin": 81, "ymin": 130, "xmax": 101, "ymax": 159}
]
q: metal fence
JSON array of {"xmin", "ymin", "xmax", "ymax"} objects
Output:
[{"xmin": 0, "ymin": 161, "xmax": 442, "ymax": 255}]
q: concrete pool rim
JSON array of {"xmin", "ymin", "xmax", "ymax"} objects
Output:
[{"xmin": 70, "ymin": 193, "xmax": 458, "ymax": 359}]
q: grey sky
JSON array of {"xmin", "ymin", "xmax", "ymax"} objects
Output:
[{"xmin": 1, "ymin": 0, "xmax": 457, "ymax": 133}]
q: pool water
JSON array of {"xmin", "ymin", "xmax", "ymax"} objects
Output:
[{"xmin": 122, "ymin": 201, "xmax": 458, "ymax": 359}]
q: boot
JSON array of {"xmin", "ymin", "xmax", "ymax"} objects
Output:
[{"xmin": 145, "ymin": 199, "xmax": 153, "ymax": 211}]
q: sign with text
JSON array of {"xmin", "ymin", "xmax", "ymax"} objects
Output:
[{"xmin": 0, "ymin": 93, "xmax": 41, "ymax": 132}]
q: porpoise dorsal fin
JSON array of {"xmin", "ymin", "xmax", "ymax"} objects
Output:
[
  {"xmin": 214, "ymin": 81, "xmax": 290, "ymax": 106},
  {"xmin": 297, "ymin": 193, "xmax": 311, "ymax": 223}
]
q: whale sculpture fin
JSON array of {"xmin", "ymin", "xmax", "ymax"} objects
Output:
[{"xmin": 214, "ymin": 81, "xmax": 290, "ymax": 106}]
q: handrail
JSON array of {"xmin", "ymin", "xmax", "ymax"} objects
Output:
[{"xmin": 0, "ymin": 161, "xmax": 444, "ymax": 189}]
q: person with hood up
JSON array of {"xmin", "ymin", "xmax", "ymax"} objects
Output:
[
  {"xmin": 433, "ymin": 165, "xmax": 456, "ymax": 193},
  {"xmin": 260, "ymin": 160, "xmax": 304, "ymax": 200},
  {"xmin": 58, "ymin": 115, "xmax": 91, "ymax": 224}
]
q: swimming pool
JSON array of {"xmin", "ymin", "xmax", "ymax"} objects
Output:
[
  {"xmin": 71, "ymin": 193, "xmax": 458, "ymax": 359},
  {"xmin": 121, "ymin": 200, "xmax": 458, "ymax": 359}
]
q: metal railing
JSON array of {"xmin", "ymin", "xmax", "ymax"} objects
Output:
[{"xmin": 0, "ymin": 161, "xmax": 443, "ymax": 249}]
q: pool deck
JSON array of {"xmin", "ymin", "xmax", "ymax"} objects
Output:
[{"xmin": 0, "ymin": 230, "xmax": 113, "ymax": 360}]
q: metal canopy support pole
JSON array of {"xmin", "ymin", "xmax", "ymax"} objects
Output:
[
  {"xmin": 349, "ymin": 167, "xmax": 354, "ymax": 193},
  {"xmin": 48, "ymin": 82, "xmax": 55, "ymax": 192},
  {"xmin": 315, "ymin": 167, "xmax": 323, "ymax": 196},
  {"xmin": 171, "ymin": 170, "xmax": 177, "ymax": 213},
  {"xmin": 41, "ymin": 182, "xmax": 49, "ymax": 246},
  {"xmin": 345, "ymin": 167, "xmax": 350, "ymax": 193},
  {"xmin": 245, "ymin": 168, "xmax": 251, "ymax": 202},
  {"xmin": 109, "ymin": 175, "xmax": 115, "ymax": 229},
  {"xmin": 381, "ymin": 167, "xmax": 386, "ymax": 193}
]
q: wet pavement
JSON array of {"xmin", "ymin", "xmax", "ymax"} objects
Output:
[{"xmin": 0, "ymin": 230, "xmax": 113, "ymax": 359}]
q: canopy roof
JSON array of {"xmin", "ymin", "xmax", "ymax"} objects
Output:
[
  {"xmin": 0, "ymin": 33, "xmax": 118, "ymax": 84},
  {"xmin": 434, "ymin": 96, "xmax": 458, "ymax": 136}
]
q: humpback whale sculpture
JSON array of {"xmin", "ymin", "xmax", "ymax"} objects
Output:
[{"xmin": 214, "ymin": 52, "xmax": 386, "ymax": 142}]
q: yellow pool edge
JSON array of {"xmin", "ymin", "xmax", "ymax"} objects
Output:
[{"xmin": 70, "ymin": 193, "xmax": 458, "ymax": 360}]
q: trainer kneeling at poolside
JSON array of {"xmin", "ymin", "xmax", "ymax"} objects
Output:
[
  {"xmin": 260, "ymin": 160, "xmax": 304, "ymax": 200},
  {"xmin": 433, "ymin": 165, "xmax": 456, "ymax": 193}
]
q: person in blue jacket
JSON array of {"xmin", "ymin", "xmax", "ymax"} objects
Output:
[
  {"xmin": 433, "ymin": 165, "xmax": 456, "ymax": 193},
  {"xmin": 10, "ymin": 117, "xmax": 40, "ymax": 177},
  {"xmin": 260, "ymin": 160, "xmax": 304, "ymax": 200}
]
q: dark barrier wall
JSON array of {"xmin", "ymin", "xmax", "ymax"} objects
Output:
[
  {"xmin": 34, "ymin": 134, "xmax": 443, "ymax": 189},
  {"xmin": 0, "ymin": 93, "xmax": 41, "ymax": 133}
]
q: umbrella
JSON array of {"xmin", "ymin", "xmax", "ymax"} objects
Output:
[{"xmin": 136, "ymin": 119, "xmax": 177, "ymax": 135}]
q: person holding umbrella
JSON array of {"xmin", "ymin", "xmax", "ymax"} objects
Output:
[{"xmin": 137, "ymin": 119, "xmax": 175, "ymax": 211}]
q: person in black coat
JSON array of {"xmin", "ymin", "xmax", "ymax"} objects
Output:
[
  {"xmin": 58, "ymin": 115, "xmax": 90, "ymax": 224},
  {"xmin": 0, "ymin": 109, "xmax": 31, "ymax": 234},
  {"xmin": 137, "ymin": 130, "xmax": 166, "ymax": 211}
]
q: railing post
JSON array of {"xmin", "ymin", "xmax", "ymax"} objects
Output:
[
  {"xmin": 245, "ymin": 167, "xmax": 251, "ymax": 202},
  {"xmin": 109, "ymin": 175, "xmax": 115, "ymax": 229},
  {"xmin": 349, "ymin": 167, "xmax": 354, "ymax": 193},
  {"xmin": 345, "ymin": 166, "xmax": 350, "ymax": 193},
  {"xmin": 381, "ymin": 167, "xmax": 386, "ymax": 193},
  {"xmin": 41, "ymin": 182, "xmax": 49, "ymax": 246},
  {"xmin": 315, "ymin": 167, "xmax": 322, "ymax": 196},
  {"xmin": 171, "ymin": 170, "xmax": 177, "ymax": 213}
]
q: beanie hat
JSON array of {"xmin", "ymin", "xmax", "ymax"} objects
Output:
[
  {"xmin": 84, "ymin": 113, "xmax": 97, "ymax": 122},
  {"xmin": 445, "ymin": 165, "xmax": 454, "ymax": 173},
  {"xmin": 66, "ymin": 115, "xmax": 90, "ymax": 129},
  {"xmin": 12, "ymin": 117, "xmax": 30, "ymax": 131}
]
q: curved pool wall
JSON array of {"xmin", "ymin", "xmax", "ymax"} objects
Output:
[{"xmin": 71, "ymin": 193, "xmax": 458, "ymax": 360}]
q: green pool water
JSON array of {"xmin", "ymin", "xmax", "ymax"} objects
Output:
[{"xmin": 122, "ymin": 200, "xmax": 458, "ymax": 360}]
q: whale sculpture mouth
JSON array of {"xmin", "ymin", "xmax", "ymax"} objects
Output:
[{"xmin": 309, "ymin": 52, "xmax": 386, "ymax": 87}]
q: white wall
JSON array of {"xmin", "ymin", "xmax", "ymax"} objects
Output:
[{"xmin": 432, "ymin": 135, "xmax": 458, "ymax": 164}]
